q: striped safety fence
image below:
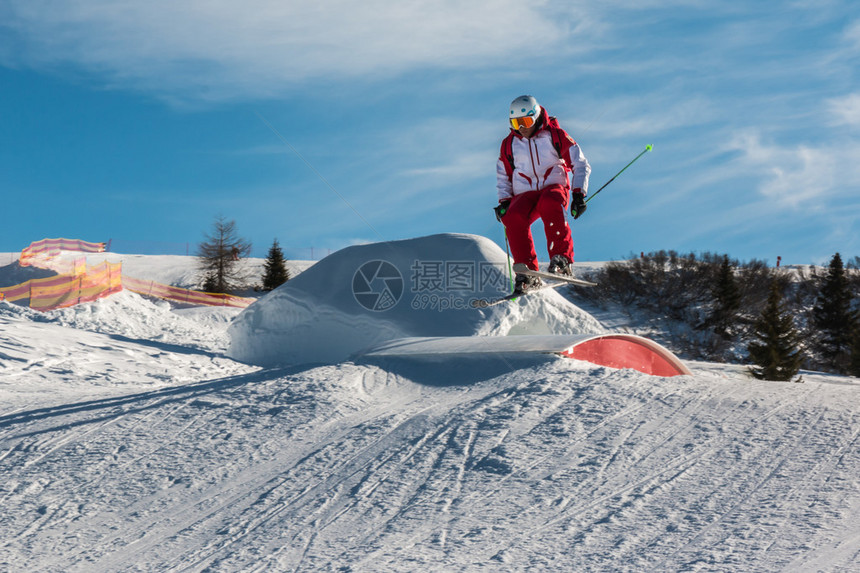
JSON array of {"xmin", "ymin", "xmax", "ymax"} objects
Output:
[
  {"xmin": 121, "ymin": 276, "xmax": 254, "ymax": 308},
  {"xmin": 20, "ymin": 238, "xmax": 106, "ymax": 266},
  {"xmin": 0, "ymin": 260, "xmax": 122, "ymax": 311},
  {"xmin": 30, "ymin": 261, "xmax": 124, "ymax": 311},
  {"xmin": 1, "ymin": 238, "xmax": 255, "ymax": 311}
]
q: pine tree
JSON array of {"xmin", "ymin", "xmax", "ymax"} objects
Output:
[
  {"xmin": 261, "ymin": 239, "xmax": 290, "ymax": 291},
  {"xmin": 748, "ymin": 281, "xmax": 803, "ymax": 381},
  {"xmin": 197, "ymin": 216, "xmax": 252, "ymax": 294},
  {"xmin": 812, "ymin": 253, "xmax": 858, "ymax": 373},
  {"xmin": 707, "ymin": 255, "xmax": 742, "ymax": 340},
  {"xmin": 850, "ymin": 327, "xmax": 860, "ymax": 378}
]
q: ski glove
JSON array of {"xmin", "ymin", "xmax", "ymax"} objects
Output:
[
  {"xmin": 570, "ymin": 190, "xmax": 587, "ymax": 219},
  {"xmin": 494, "ymin": 199, "xmax": 511, "ymax": 222}
]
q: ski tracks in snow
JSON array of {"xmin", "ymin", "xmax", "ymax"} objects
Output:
[{"xmin": 1, "ymin": 358, "xmax": 860, "ymax": 571}]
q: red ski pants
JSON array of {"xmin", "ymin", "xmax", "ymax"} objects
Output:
[{"xmin": 501, "ymin": 185, "xmax": 573, "ymax": 271}]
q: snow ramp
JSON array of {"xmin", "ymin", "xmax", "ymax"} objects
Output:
[
  {"xmin": 227, "ymin": 233, "xmax": 604, "ymax": 367},
  {"xmin": 362, "ymin": 334, "xmax": 692, "ymax": 377}
]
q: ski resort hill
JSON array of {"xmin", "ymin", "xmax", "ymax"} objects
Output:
[{"xmin": 1, "ymin": 235, "xmax": 859, "ymax": 571}]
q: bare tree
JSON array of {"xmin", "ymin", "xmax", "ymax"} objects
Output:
[{"xmin": 197, "ymin": 216, "xmax": 252, "ymax": 294}]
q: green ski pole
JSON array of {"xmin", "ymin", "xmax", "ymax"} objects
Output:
[
  {"xmin": 585, "ymin": 144, "xmax": 653, "ymax": 204},
  {"xmin": 504, "ymin": 229, "xmax": 515, "ymax": 293}
]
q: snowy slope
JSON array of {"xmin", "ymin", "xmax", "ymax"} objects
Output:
[{"xmin": 2, "ymin": 239, "xmax": 860, "ymax": 572}]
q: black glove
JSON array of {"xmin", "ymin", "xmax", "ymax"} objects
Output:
[
  {"xmin": 570, "ymin": 191, "xmax": 587, "ymax": 219},
  {"xmin": 494, "ymin": 200, "xmax": 511, "ymax": 222}
]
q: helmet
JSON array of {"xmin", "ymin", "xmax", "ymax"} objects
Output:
[
  {"xmin": 510, "ymin": 95, "xmax": 541, "ymax": 118},
  {"xmin": 509, "ymin": 95, "xmax": 541, "ymax": 129}
]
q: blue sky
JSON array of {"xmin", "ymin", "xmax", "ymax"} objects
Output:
[{"xmin": 2, "ymin": 1, "xmax": 859, "ymax": 265}]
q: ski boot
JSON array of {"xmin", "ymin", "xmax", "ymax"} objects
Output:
[
  {"xmin": 547, "ymin": 255, "xmax": 573, "ymax": 277},
  {"xmin": 513, "ymin": 273, "xmax": 542, "ymax": 295}
]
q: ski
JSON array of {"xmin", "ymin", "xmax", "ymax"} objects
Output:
[
  {"xmin": 471, "ymin": 281, "xmax": 567, "ymax": 308},
  {"xmin": 471, "ymin": 292, "xmax": 519, "ymax": 308},
  {"xmin": 512, "ymin": 263, "xmax": 598, "ymax": 287},
  {"xmin": 471, "ymin": 264, "xmax": 598, "ymax": 308}
]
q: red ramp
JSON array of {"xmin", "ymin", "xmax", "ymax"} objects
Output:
[
  {"xmin": 560, "ymin": 335, "xmax": 691, "ymax": 377},
  {"xmin": 362, "ymin": 334, "xmax": 691, "ymax": 377}
]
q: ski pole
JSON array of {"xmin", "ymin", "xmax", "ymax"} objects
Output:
[
  {"xmin": 504, "ymin": 230, "xmax": 514, "ymax": 292},
  {"xmin": 585, "ymin": 144, "xmax": 652, "ymax": 204}
]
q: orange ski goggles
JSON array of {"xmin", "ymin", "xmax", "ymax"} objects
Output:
[{"xmin": 510, "ymin": 115, "xmax": 536, "ymax": 130}]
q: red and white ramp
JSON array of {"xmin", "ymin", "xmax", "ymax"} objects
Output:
[{"xmin": 363, "ymin": 334, "xmax": 691, "ymax": 377}]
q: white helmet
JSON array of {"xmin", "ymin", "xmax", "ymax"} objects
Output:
[
  {"xmin": 509, "ymin": 95, "xmax": 541, "ymax": 129},
  {"xmin": 510, "ymin": 95, "xmax": 541, "ymax": 119}
]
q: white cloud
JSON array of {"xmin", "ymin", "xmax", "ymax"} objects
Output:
[
  {"xmin": 826, "ymin": 93, "xmax": 860, "ymax": 127},
  {"xmin": 404, "ymin": 151, "xmax": 490, "ymax": 181},
  {"xmin": 0, "ymin": 0, "xmax": 582, "ymax": 102},
  {"xmin": 725, "ymin": 130, "xmax": 860, "ymax": 208},
  {"xmin": 844, "ymin": 19, "xmax": 860, "ymax": 49},
  {"xmin": 571, "ymin": 95, "xmax": 718, "ymax": 140}
]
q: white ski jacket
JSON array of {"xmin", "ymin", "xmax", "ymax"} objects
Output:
[{"xmin": 496, "ymin": 121, "xmax": 591, "ymax": 203}]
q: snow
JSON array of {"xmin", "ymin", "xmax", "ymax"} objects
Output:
[
  {"xmin": 2, "ymin": 235, "xmax": 860, "ymax": 572},
  {"xmin": 228, "ymin": 233, "xmax": 605, "ymax": 367}
]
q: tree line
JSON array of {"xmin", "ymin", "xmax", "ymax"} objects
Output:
[
  {"xmin": 196, "ymin": 216, "xmax": 290, "ymax": 295},
  {"xmin": 575, "ymin": 251, "xmax": 860, "ymax": 381}
]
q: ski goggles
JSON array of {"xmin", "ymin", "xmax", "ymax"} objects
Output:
[{"xmin": 510, "ymin": 115, "xmax": 536, "ymax": 130}]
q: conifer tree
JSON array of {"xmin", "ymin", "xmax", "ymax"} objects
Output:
[
  {"xmin": 850, "ymin": 327, "xmax": 860, "ymax": 378},
  {"xmin": 707, "ymin": 255, "xmax": 742, "ymax": 340},
  {"xmin": 748, "ymin": 281, "xmax": 802, "ymax": 381},
  {"xmin": 261, "ymin": 239, "xmax": 290, "ymax": 291},
  {"xmin": 197, "ymin": 216, "xmax": 252, "ymax": 294},
  {"xmin": 812, "ymin": 253, "xmax": 858, "ymax": 373}
]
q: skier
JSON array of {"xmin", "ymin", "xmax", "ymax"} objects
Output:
[{"xmin": 495, "ymin": 95, "xmax": 591, "ymax": 294}]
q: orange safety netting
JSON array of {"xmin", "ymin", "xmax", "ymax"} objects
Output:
[
  {"xmin": 20, "ymin": 238, "xmax": 106, "ymax": 266},
  {"xmin": 1, "ymin": 238, "xmax": 255, "ymax": 311},
  {"xmin": 0, "ymin": 259, "xmax": 122, "ymax": 311},
  {"xmin": 121, "ymin": 276, "xmax": 254, "ymax": 308},
  {"xmin": 30, "ymin": 261, "xmax": 124, "ymax": 311}
]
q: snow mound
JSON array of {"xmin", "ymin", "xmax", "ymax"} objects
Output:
[{"xmin": 227, "ymin": 233, "xmax": 605, "ymax": 367}]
